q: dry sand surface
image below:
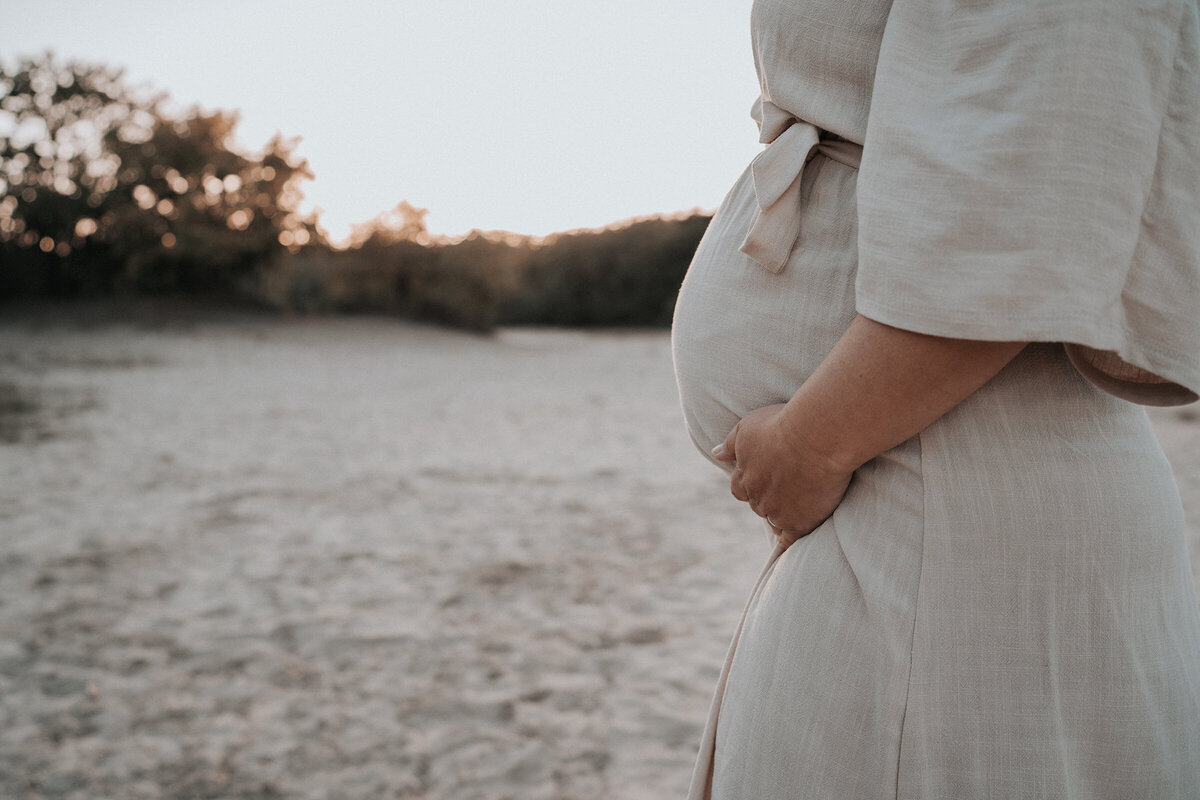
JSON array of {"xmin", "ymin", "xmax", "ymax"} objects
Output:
[{"xmin": 1, "ymin": 305, "xmax": 1197, "ymax": 800}]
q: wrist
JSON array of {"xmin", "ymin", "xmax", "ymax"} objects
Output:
[{"xmin": 776, "ymin": 395, "xmax": 864, "ymax": 478}]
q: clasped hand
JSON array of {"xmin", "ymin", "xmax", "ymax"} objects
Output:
[{"xmin": 713, "ymin": 404, "xmax": 853, "ymax": 549}]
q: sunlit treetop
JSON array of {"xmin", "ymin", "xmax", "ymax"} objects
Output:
[{"xmin": 1, "ymin": 53, "xmax": 321, "ymax": 293}]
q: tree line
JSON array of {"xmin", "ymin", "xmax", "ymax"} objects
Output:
[{"xmin": 0, "ymin": 54, "xmax": 709, "ymax": 331}]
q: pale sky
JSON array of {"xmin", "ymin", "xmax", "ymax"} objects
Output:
[{"xmin": 2, "ymin": 1, "xmax": 762, "ymax": 242}]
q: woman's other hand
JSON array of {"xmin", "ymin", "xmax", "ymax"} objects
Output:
[{"xmin": 712, "ymin": 404, "xmax": 853, "ymax": 547}]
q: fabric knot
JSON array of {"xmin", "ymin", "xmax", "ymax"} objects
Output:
[{"xmin": 739, "ymin": 98, "xmax": 863, "ymax": 274}]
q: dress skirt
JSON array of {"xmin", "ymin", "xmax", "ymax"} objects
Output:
[{"xmin": 671, "ymin": 154, "xmax": 1200, "ymax": 798}]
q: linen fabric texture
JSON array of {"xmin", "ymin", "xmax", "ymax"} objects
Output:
[
  {"xmin": 856, "ymin": 0, "xmax": 1200, "ymax": 406},
  {"xmin": 671, "ymin": 0, "xmax": 1200, "ymax": 797}
]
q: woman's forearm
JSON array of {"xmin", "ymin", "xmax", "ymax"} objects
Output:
[
  {"xmin": 781, "ymin": 314, "xmax": 1028, "ymax": 473},
  {"xmin": 716, "ymin": 314, "xmax": 1027, "ymax": 539}
]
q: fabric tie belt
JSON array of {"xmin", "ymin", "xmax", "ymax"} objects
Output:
[{"xmin": 739, "ymin": 99, "xmax": 864, "ymax": 274}]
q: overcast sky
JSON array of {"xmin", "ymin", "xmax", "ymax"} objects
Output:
[{"xmin": 2, "ymin": 0, "xmax": 762, "ymax": 241}]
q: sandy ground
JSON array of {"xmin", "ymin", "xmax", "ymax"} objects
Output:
[{"xmin": 1, "ymin": 305, "xmax": 1197, "ymax": 800}]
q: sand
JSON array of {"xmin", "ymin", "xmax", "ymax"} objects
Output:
[{"xmin": 1, "ymin": 306, "xmax": 1197, "ymax": 800}]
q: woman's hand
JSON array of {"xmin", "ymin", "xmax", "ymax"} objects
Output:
[
  {"xmin": 708, "ymin": 316, "xmax": 1026, "ymax": 551},
  {"xmin": 713, "ymin": 403, "xmax": 854, "ymax": 548}
]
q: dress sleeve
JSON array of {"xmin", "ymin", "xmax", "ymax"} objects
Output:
[{"xmin": 855, "ymin": 0, "xmax": 1200, "ymax": 405}]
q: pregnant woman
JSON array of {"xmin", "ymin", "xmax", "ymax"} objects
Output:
[{"xmin": 672, "ymin": 1, "xmax": 1200, "ymax": 797}]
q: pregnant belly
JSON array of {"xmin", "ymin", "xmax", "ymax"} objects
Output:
[{"xmin": 671, "ymin": 156, "xmax": 861, "ymax": 463}]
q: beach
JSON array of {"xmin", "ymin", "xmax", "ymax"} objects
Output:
[{"xmin": 2, "ymin": 307, "xmax": 1197, "ymax": 799}]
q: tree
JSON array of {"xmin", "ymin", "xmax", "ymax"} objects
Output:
[
  {"xmin": 0, "ymin": 53, "xmax": 319, "ymax": 297},
  {"xmin": 345, "ymin": 200, "xmax": 431, "ymax": 248}
]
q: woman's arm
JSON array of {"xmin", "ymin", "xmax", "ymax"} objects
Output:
[{"xmin": 714, "ymin": 314, "xmax": 1027, "ymax": 547}]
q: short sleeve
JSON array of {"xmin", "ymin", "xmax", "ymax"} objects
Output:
[{"xmin": 855, "ymin": 0, "xmax": 1200, "ymax": 405}]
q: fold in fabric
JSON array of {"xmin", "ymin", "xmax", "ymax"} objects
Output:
[
  {"xmin": 686, "ymin": 533, "xmax": 788, "ymax": 800},
  {"xmin": 740, "ymin": 98, "xmax": 863, "ymax": 274},
  {"xmin": 855, "ymin": 0, "xmax": 1200, "ymax": 405}
]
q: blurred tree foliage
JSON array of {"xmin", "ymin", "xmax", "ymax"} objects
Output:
[
  {"xmin": 261, "ymin": 206, "xmax": 527, "ymax": 332},
  {"xmin": 495, "ymin": 215, "xmax": 712, "ymax": 328},
  {"xmin": 1, "ymin": 53, "xmax": 711, "ymax": 330},
  {"xmin": 258, "ymin": 212, "xmax": 711, "ymax": 332},
  {"xmin": 0, "ymin": 53, "xmax": 318, "ymax": 296}
]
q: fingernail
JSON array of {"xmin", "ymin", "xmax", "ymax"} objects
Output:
[{"xmin": 711, "ymin": 444, "xmax": 725, "ymax": 458}]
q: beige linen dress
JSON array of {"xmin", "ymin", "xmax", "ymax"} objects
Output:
[{"xmin": 671, "ymin": 0, "xmax": 1200, "ymax": 797}]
